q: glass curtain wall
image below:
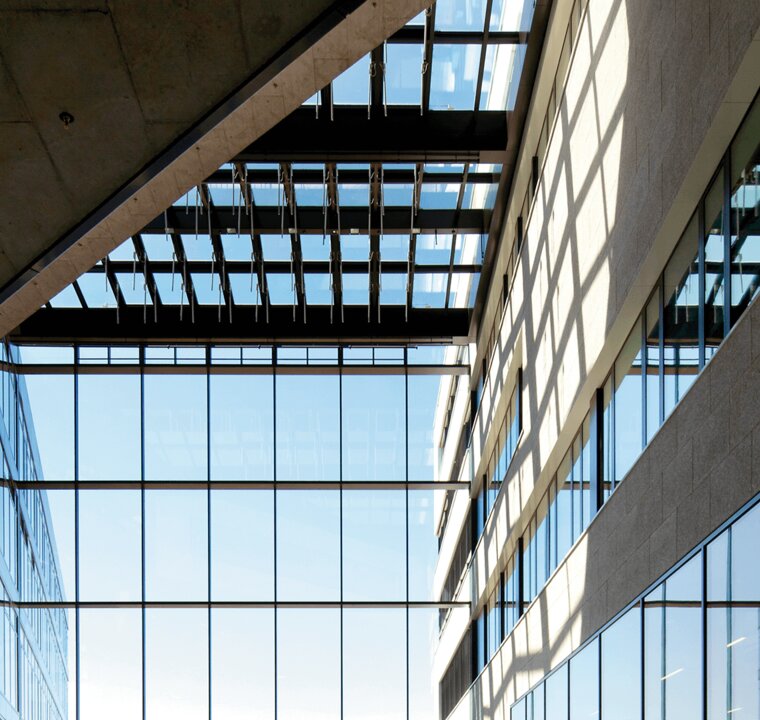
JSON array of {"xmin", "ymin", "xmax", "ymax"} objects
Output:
[
  {"xmin": 513, "ymin": 495, "xmax": 760, "ymax": 720},
  {"xmin": 2, "ymin": 344, "xmax": 468, "ymax": 720}
]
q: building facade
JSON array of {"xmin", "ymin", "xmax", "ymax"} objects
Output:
[{"xmin": 433, "ymin": 0, "xmax": 760, "ymax": 717}]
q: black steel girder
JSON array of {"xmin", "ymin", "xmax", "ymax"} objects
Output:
[
  {"xmin": 235, "ymin": 109, "xmax": 507, "ymax": 162},
  {"xmin": 12, "ymin": 306, "xmax": 472, "ymax": 344}
]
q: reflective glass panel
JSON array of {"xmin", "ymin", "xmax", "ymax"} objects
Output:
[
  {"xmin": 569, "ymin": 639, "xmax": 599, "ymax": 720},
  {"xmin": 79, "ymin": 490, "xmax": 141, "ymax": 601},
  {"xmin": 79, "ymin": 610, "xmax": 141, "ymax": 720},
  {"xmin": 430, "ymin": 44, "xmax": 482, "ymax": 110},
  {"xmin": 332, "ymin": 54, "xmax": 371, "ymax": 105},
  {"xmin": 342, "ymin": 374, "xmax": 406, "ymax": 481},
  {"xmin": 386, "ymin": 43, "xmax": 423, "ymax": 105},
  {"xmin": 663, "ymin": 215, "xmax": 699, "ymax": 417},
  {"xmin": 79, "ymin": 373, "xmax": 140, "ymax": 481},
  {"xmin": 145, "ymin": 489, "xmax": 208, "ymax": 601},
  {"xmin": 277, "ymin": 609, "xmax": 340, "ymax": 720},
  {"xmin": 344, "ymin": 609, "xmax": 406, "ymax": 720},
  {"xmin": 212, "ymin": 609, "xmax": 274, "ymax": 720},
  {"xmin": 276, "ymin": 489, "xmax": 340, "ymax": 601},
  {"xmin": 144, "ymin": 374, "xmax": 207, "ymax": 481},
  {"xmin": 601, "ymin": 607, "xmax": 641, "ymax": 720},
  {"xmin": 614, "ymin": 320, "xmax": 643, "ymax": 483},
  {"xmin": 145, "ymin": 609, "xmax": 208, "ymax": 720},
  {"xmin": 704, "ymin": 170, "xmax": 726, "ymax": 359},
  {"xmin": 276, "ymin": 375, "xmax": 339, "ymax": 481},
  {"xmin": 211, "ymin": 489, "xmax": 273, "ymax": 601}
]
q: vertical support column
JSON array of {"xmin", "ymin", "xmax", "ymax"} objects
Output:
[
  {"xmin": 722, "ymin": 151, "xmax": 732, "ymax": 337},
  {"xmin": 73, "ymin": 354, "xmax": 80, "ymax": 720},
  {"xmin": 588, "ymin": 388, "xmax": 604, "ymax": 517},
  {"xmin": 139, "ymin": 345, "xmax": 146, "ymax": 720},
  {"xmin": 206, "ymin": 351, "xmax": 212, "ymax": 720}
]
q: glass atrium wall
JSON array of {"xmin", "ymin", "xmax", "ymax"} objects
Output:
[{"xmin": 0, "ymin": 344, "xmax": 469, "ymax": 720}]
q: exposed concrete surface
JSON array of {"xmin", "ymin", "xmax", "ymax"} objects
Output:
[{"xmin": 0, "ymin": 0, "xmax": 429, "ymax": 335}]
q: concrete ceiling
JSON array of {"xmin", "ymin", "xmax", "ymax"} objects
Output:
[{"xmin": 0, "ymin": 0, "xmax": 429, "ymax": 336}]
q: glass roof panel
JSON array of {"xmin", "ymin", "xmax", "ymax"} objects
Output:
[
  {"xmin": 77, "ymin": 274, "xmax": 117, "ymax": 308},
  {"xmin": 190, "ymin": 273, "xmax": 221, "ymax": 305},
  {"xmin": 153, "ymin": 273, "xmax": 188, "ymax": 306},
  {"xmin": 479, "ymin": 43, "xmax": 526, "ymax": 111},
  {"xmin": 338, "ymin": 184, "xmax": 369, "ymax": 207},
  {"xmin": 141, "ymin": 234, "xmax": 175, "ymax": 261},
  {"xmin": 455, "ymin": 233, "xmax": 486, "ymax": 264},
  {"xmin": 490, "ymin": 0, "xmax": 535, "ymax": 31},
  {"xmin": 302, "ymin": 236, "xmax": 331, "ymax": 262},
  {"xmin": 228, "ymin": 273, "xmax": 260, "ymax": 305},
  {"xmin": 337, "ymin": 163, "xmax": 370, "ymax": 171},
  {"xmin": 115, "ymin": 273, "xmax": 151, "ymax": 305},
  {"xmin": 261, "ymin": 234, "xmax": 292, "ymax": 261},
  {"xmin": 385, "ymin": 44, "xmax": 423, "ymax": 105},
  {"xmin": 207, "ymin": 183, "xmax": 236, "ymax": 207},
  {"xmin": 449, "ymin": 271, "xmax": 480, "ymax": 307},
  {"xmin": 416, "ymin": 234, "xmax": 454, "ymax": 265},
  {"xmin": 341, "ymin": 235, "xmax": 369, "ymax": 261},
  {"xmin": 49, "ymin": 284, "xmax": 82, "ymax": 308},
  {"xmin": 332, "ymin": 54, "xmax": 371, "ymax": 105},
  {"xmin": 435, "ymin": 0, "xmax": 487, "ymax": 31},
  {"xmin": 424, "ymin": 162, "xmax": 466, "ymax": 174},
  {"xmin": 180, "ymin": 234, "xmax": 215, "ymax": 261},
  {"xmin": 108, "ymin": 239, "xmax": 136, "ymax": 262},
  {"xmin": 221, "ymin": 234, "xmax": 252, "ymax": 262},
  {"xmin": 294, "ymin": 184, "xmax": 324, "ymax": 207},
  {"xmin": 380, "ymin": 235, "xmax": 409, "ymax": 261},
  {"xmin": 173, "ymin": 188, "xmax": 199, "ymax": 208},
  {"xmin": 304, "ymin": 273, "xmax": 332, "ymax": 305},
  {"xmin": 247, "ymin": 163, "xmax": 279, "ymax": 171},
  {"xmin": 430, "ymin": 44, "xmax": 482, "ymax": 110},
  {"xmin": 384, "ymin": 183, "xmax": 414, "ymax": 206},
  {"xmin": 408, "ymin": 11, "xmax": 426, "ymax": 25},
  {"xmin": 462, "ymin": 182, "xmax": 499, "ymax": 210},
  {"xmin": 380, "ymin": 273, "xmax": 407, "ymax": 305},
  {"xmin": 342, "ymin": 273, "xmax": 369, "ymax": 305},
  {"xmin": 412, "ymin": 273, "xmax": 447, "ymax": 308},
  {"xmin": 251, "ymin": 183, "xmax": 280, "ymax": 206},
  {"xmin": 266, "ymin": 273, "xmax": 296, "ymax": 305},
  {"xmin": 303, "ymin": 92, "xmax": 320, "ymax": 106},
  {"xmin": 420, "ymin": 182, "xmax": 460, "ymax": 209}
]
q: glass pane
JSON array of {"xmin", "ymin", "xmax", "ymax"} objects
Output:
[
  {"xmin": 480, "ymin": 44, "xmax": 526, "ymax": 111},
  {"xmin": 645, "ymin": 290, "xmax": 661, "ymax": 442},
  {"xmin": 332, "ymin": 54, "xmax": 371, "ymax": 105},
  {"xmin": 344, "ymin": 609, "xmax": 406, "ymax": 720},
  {"xmin": 556, "ymin": 450, "xmax": 572, "ymax": 562},
  {"xmin": 261, "ymin": 234, "xmax": 291, "ymax": 261},
  {"xmin": 380, "ymin": 271, "xmax": 407, "ymax": 305},
  {"xmin": 210, "ymin": 374, "xmax": 273, "ymax": 480},
  {"xmin": 144, "ymin": 374, "xmax": 207, "ymax": 482},
  {"xmin": 416, "ymin": 233, "xmax": 454, "ymax": 263},
  {"xmin": 409, "ymin": 489, "xmax": 442, "ymax": 602},
  {"xmin": 408, "ymin": 375, "xmax": 440, "ymax": 481},
  {"xmin": 386, "ymin": 43, "xmax": 423, "ymax": 105},
  {"xmin": 22, "ymin": 374, "xmax": 73, "ymax": 480},
  {"xmin": 79, "ymin": 374, "xmax": 140, "ymax": 481},
  {"xmin": 276, "ymin": 375, "xmax": 339, "ymax": 481},
  {"xmin": 491, "ymin": 0, "xmax": 534, "ymax": 31},
  {"xmin": 145, "ymin": 609, "xmax": 208, "ymax": 720},
  {"xmin": 601, "ymin": 607, "xmax": 641, "ymax": 720},
  {"xmin": 409, "ymin": 607, "xmax": 440, "ymax": 720},
  {"xmin": 277, "ymin": 609, "xmax": 340, "ymax": 720},
  {"xmin": 644, "ymin": 554, "xmax": 702, "ymax": 720},
  {"xmin": 430, "ymin": 44, "xmax": 482, "ymax": 110},
  {"xmin": 211, "ymin": 489, "xmax": 273, "ymax": 601},
  {"xmin": 569, "ymin": 639, "xmax": 598, "ymax": 720},
  {"xmin": 614, "ymin": 320, "xmax": 643, "ymax": 483},
  {"xmin": 545, "ymin": 663, "xmax": 568, "ymax": 720},
  {"xmin": 435, "ymin": 0, "xmax": 487, "ymax": 30},
  {"xmin": 77, "ymin": 273, "xmax": 117, "ymax": 308},
  {"xmin": 145, "ymin": 489, "xmax": 208, "ymax": 601},
  {"xmin": 276, "ymin": 489, "xmax": 340, "ymax": 601},
  {"xmin": 704, "ymin": 170, "xmax": 726, "ymax": 359},
  {"xmin": 413, "ymin": 272, "xmax": 447, "ymax": 308},
  {"xmin": 729, "ymin": 98, "xmax": 760, "ymax": 324},
  {"xmin": 663, "ymin": 214, "xmax": 700, "ymax": 417},
  {"xmin": 80, "ymin": 610, "xmax": 141, "ymax": 720},
  {"xmin": 79, "ymin": 490, "xmax": 141, "ymax": 601},
  {"xmin": 343, "ymin": 489, "xmax": 405, "ymax": 601},
  {"xmin": 342, "ymin": 374, "xmax": 406, "ymax": 481},
  {"xmin": 212, "ymin": 609, "xmax": 274, "ymax": 720}
]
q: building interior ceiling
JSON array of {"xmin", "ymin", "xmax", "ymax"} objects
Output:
[{"xmin": 3, "ymin": 0, "xmax": 550, "ymax": 345}]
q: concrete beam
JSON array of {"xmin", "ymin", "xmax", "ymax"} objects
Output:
[{"xmin": 0, "ymin": 0, "xmax": 431, "ymax": 337}]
